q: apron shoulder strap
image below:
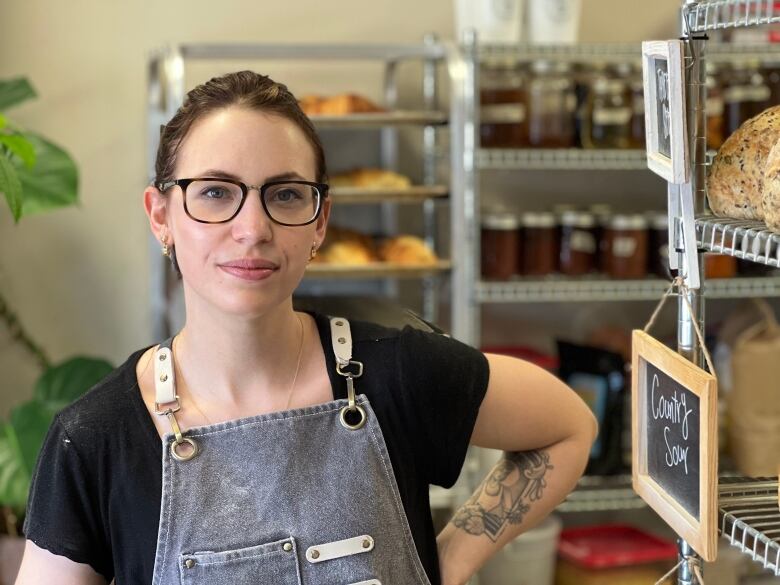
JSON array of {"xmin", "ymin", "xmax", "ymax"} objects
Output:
[
  {"xmin": 154, "ymin": 336, "xmax": 177, "ymax": 407},
  {"xmin": 329, "ymin": 317, "xmax": 353, "ymax": 368}
]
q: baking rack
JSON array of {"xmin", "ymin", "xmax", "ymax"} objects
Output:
[{"xmin": 719, "ymin": 477, "xmax": 780, "ymax": 575}]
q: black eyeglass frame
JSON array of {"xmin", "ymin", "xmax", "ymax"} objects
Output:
[{"xmin": 156, "ymin": 178, "xmax": 330, "ymax": 227}]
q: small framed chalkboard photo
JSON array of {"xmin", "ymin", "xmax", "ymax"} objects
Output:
[
  {"xmin": 632, "ymin": 330, "xmax": 718, "ymax": 562},
  {"xmin": 642, "ymin": 40, "xmax": 689, "ymax": 184}
]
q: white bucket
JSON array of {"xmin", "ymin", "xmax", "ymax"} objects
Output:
[
  {"xmin": 478, "ymin": 514, "xmax": 562, "ymax": 585},
  {"xmin": 454, "ymin": 0, "xmax": 527, "ymax": 45},
  {"xmin": 527, "ymin": 0, "xmax": 581, "ymax": 44}
]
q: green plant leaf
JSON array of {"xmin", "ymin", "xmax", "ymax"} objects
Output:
[
  {"xmin": 9, "ymin": 402, "xmax": 58, "ymax": 478},
  {"xmin": 0, "ymin": 425, "xmax": 30, "ymax": 512},
  {"xmin": 0, "ymin": 78, "xmax": 37, "ymax": 111},
  {"xmin": 0, "ymin": 114, "xmax": 6, "ymax": 130},
  {"xmin": 15, "ymin": 132, "xmax": 78, "ymax": 217},
  {"xmin": 0, "ymin": 133, "xmax": 36, "ymax": 168},
  {"xmin": 0, "ymin": 152, "xmax": 23, "ymax": 222},
  {"xmin": 33, "ymin": 356, "xmax": 113, "ymax": 405}
]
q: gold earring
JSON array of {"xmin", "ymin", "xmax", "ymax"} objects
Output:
[
  {"xmin": 161, "ymin": 232, "xmax": 171, "ymax": 258},
  {"xmin": 309, "ymin": 241, "xmax": 318, "ymax": 262}
]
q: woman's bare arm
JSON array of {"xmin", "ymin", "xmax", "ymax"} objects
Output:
[
  {"xmin": 15, "ymin": 541, "xmax": 107, "ymax": 585},
  {"xmin": 436, "ymin": 353, "xmax": 598, "ymax": 585}
]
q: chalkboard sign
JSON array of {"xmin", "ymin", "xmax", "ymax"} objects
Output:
[
  {"xmin": 642, "ymin": 40, "xmax": 688, "ymax": 184},
  {"xmin": 632, "ymin": 330, "xmax": 718, "ymax": 562}
]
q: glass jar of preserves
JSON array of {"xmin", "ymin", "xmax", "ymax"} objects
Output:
[
  {"xmin": 559, "ymin": 211, "xmax": 598, "ymax": 276},
  {"xmin": 589, "ymin": 204, "xmax": 612, "ymax": 272},
  {"xmin": 480, "ymin": 60, "xmax": 529, "ymax": 148},
  {"xmin": 527, "ymin": 60, "xmax": 577, "ymax": 148},
  {"xmin": 603, "ymin": 214, "xmax": 649, "ymax": 279},
  {"xmin": 646, "ymin": 211, "xmax": 672, "ymax": 279},
  {"xmin": 522, "ymin": 211, "xmax": 558, "ymax": 276},
  {"xmin": 481, "ymin": 211, "xmax": 520, "ymax": 281},
  {"xmin": 705, "ymin": 253, "xmax": 737, "ymax": 279},
  {"xmin": 706, "ymin": 62, "xmax": 726, "ymax": 150},
  {"xmin": 584, "ymin": 65, "xmax": 632, "ymax": 149},
  {"xmin": 625, "ymin": 64, "xmax": 646, "ymax": 149}
]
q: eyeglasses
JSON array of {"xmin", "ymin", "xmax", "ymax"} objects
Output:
[{"xmin": 156, "ymin": 178, "xmax": 329, "ymax": 226}]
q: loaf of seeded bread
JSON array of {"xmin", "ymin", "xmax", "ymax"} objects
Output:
[
  {"xmin": 762, "ymin": 138, "xmax": 780, "ymax": 231},
  {"xmin": 708, "ymin": 105, "xmax": 780, "ymax": 221}
]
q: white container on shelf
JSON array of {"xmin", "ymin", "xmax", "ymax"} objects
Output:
[
  {"xmin": 527, "ymin": 0, "xmax": 581, "ymax": 44},
  {"xmin": 477, "ymin": 514, "xmax": 562, "ymax": 585},
  {"xmin": 455, "ymin": 0, "xmax": 526, "ymax": 44}
]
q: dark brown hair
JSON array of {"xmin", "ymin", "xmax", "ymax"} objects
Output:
[
  {"xmin": 155, "ymin": 70, "xmax": 326, "ymax": 185},
  {"xmin": 155, "ymin": 71, "xmax": 327, "ymax": 277}
]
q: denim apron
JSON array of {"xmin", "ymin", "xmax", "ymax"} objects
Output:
[{"xmin": 149, "ymin": 317, "xmax": 433, "ymax": 585}]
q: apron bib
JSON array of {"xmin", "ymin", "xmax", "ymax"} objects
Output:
[{"xmin": 149, "ymin": 317, "xmax": 433, "ymax": 585}]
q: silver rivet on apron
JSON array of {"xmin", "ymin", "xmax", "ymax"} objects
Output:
[
  {"xmin": 338, "ymin": 337, "xmax": 346, "ymax": 344},
  {"xmin": 283, "ymin": 542, "xmax": 292, "ymax": 552},
  {"xmin": 362, "ymin": 538, "xmax": 371, "ymax": 549},
  {"xmin": 311, "ymin": 549, "xmax": 320, "ymax": 559},
  {"xmin": 184, "ymin": 559, "xmax": 196, "ymax": 569},
  {"xmin": 159, "ymin": 353, "xmax": 167, "ymax": 361},
  {"xmin": 335, "ymin": 320, "xmax": 343, "ymax": 326},
  {"xmin": 160, "ymin": 374, "xmax": 168, "ymax": 382}
]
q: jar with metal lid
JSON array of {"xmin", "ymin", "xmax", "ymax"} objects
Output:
[
  {"xmin": 527, "ymin": 60, "xmax": 577, "ymax": 148},
  {"xmin": 625, "ymin": 64, "xmax": 646, "ymax": 149},
  {"xmin": 584, "ymin": 67, "xmax": 632, "ymax": 149},
  {"xmin": 481, "ymin": 211, "xmax": 520, "ymax": 281},
  {"xmin": 559, "ymin": 211, "xmax": 598, "ymax": 276},
  {"xmin": 706, "ymin": 62, "xmax": 726, "ymax": 150},
  {"xmin": 522, "ymin": 211, "xmax": 559, "ymax": 276},
  {"xmin": 603, "ymin": 214, "xmax": 649, "ymax": 279},
  {"xmin": 480, "ymin": 60, "xmax": 529, "ymax": 148},
  {"xmin": 646, "ymin": 211, "xmax": 672, "ymax": 279}
]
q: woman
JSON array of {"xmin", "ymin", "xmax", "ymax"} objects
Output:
[{"xmin": 16, "ymin": 71, "xmax": 597, "ymax": 585}]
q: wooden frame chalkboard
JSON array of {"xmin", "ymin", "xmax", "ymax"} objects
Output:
[
  {"xmin": 642, "ymin": 40, "xmax": 689, "ymax": 184},
  {"xmin": 632, "ymin": 330, "xmax": 718, "ymax": 562}
]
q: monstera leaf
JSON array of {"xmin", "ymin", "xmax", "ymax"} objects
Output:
[{"xmin": 0, "ymin": 357, "xmax": 113, "ymax": 515}]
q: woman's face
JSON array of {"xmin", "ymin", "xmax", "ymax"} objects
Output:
[{"xmin": 156, "ymin": 106, "xmax": 328, "ymax": 318}]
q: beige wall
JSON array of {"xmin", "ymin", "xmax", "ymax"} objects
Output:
[{"xmin": 0, "ymin": 0, "xmax": 681, "ymax": 414}]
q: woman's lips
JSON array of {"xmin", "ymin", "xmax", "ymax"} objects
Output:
[{"xmin": 218, "ymin": 265, "xmax": 276, "ymax": 281}]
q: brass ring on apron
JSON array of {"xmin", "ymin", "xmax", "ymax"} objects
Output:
[
  {"xmin": 171, "ymin": 437, "xmax": 200, "ymax": 462},
  {"xmin": 339, "ymin": 403, "xmax": 367, "ymax": 430},
  {"xmin": 166, "ymin": 410, "xmax": 200, "ymax": 461}
]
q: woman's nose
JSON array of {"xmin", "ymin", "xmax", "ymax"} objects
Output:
[{"xmin": 231, "ymin": 187, "xmax": 273, "ymax": 242}]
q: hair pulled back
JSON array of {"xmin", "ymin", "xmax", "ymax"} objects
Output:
[{"xmin": 154, "ymin": 70, "xmax": 327, "ymax": 185}]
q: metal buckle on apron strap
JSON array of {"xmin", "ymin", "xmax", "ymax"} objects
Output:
[
  {"xmin": 331, "ymin": 317, "xmax": 368, "ymax": 431},
  {"xmin": 154, "ymin": 341, "xmax": 200, "ymax": 462},
  {"xmin": 336, "ymin": 361, "xmax": 366, "ymax": 431}
]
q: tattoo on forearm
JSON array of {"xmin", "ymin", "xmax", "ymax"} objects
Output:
[{"xmin": 451, "ymin": 450, "xmax": 553, "ymax": 542}]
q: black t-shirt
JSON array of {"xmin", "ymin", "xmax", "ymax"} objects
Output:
[{"xmin": 23, "ymin": 312, "xmax": 490, "ymax": 585}]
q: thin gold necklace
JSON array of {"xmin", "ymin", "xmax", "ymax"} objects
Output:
[{"xmin": 173, "ymin": 313, "xmax": 306, "ymax": 424}]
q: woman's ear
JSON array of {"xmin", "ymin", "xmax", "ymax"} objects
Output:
[
  {"xmin": 144, "ymin": 185, "xmax": 171, "ymax": 244},
  {"xmin": 314, "ymin": 197, "xmax": 331, "ymax": 247}
]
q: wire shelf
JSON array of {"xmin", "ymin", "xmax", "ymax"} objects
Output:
[
  {"xmin": 719, "ymin": 477, "xmax": 780, "ymax": 576},
  {"xmin": 697, "ymin": 217, "xmax": 780, "ymax": 267},
  {"xmin": 306, "ymin": 261, "xmax": 451, "ymax": 279},
  {"xmin": 476, "ymin": 148, "xmax": 648, "ymax": 171},
  {"xmin": 477, "ymin": 276, "xmax": 780, "ymax": 303},
  {"xmin": 558, "ymin": 474, "xmax": 647, "ymax": 513},
  {"xmin": 685, "ymin": 0, "xmax": 780, "ymax": 33},
  {"xmin": 309, "ymin": 111, "xmax": 447, "ymax": 128},
  {"xmin": 330, "ymin": 185, "xmax": 448, "ymax": 204}
]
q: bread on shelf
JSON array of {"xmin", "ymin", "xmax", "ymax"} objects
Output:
[
  {"xmin": 378, "ymin": 235, "xmax": 438, "ymax": 266},
  {"xmin": 330, "ymin": 168, "xmax": 412, "ymax": 190},
  {"xmin": 299, "ymin": 94, "xmax": 384, "ymax": 116},
  {"xmin": 761, "ymin": 137, "xmax": 780, "ymax": 231},
  {"xmin": 708, "ymin": 105, "xmax": 780, "ymax": 222}
]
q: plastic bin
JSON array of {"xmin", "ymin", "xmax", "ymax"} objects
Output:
[
  {"xmin": 555, "ymin": 524, "xmax": 677, "ymax": 585},
  {"xmin": 478, "ymin": 514, "xmax": 562, "ymax": 585}
]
